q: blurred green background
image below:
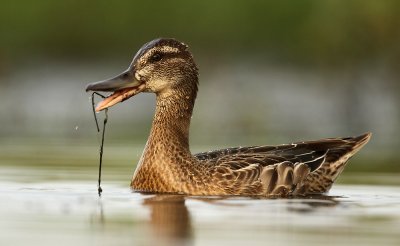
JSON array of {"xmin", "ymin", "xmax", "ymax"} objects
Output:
[{"xmin": 0, "ymin": 0, "xmax": 399, "ymax": 182}]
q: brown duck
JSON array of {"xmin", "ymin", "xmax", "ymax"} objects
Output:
[{"xmin": 86, "ymin": 38, "xmax": 371, "ymax": 196}]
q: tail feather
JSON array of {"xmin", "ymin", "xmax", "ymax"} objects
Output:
[{"xmin": 303, "ymin": 132, "xmax": 371, "ymax": 194}]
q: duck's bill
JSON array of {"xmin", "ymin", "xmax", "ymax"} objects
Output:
[
  {"xmin": 85, "ymin": 71, "xmax": 146, "ymax": 112},
  {"xmin": 93, "ymin": 85, "xmax": 146, "ymax": 112}
]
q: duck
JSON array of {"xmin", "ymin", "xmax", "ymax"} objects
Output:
[{"xmin": 85, "ymin": 38, "xmax": 371, "ymax": 196}]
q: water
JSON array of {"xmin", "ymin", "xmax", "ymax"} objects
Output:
[
  {"xmin": 1, "ymin": 182, "xmax": 399, "ymax": 246},
  {"xmin": 0, "ymin": 141, "xmax": 399, "ymax": 246}
]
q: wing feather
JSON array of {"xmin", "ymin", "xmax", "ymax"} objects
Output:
[{"xmin": 194, "ymin": 133, "xmax": 371, "ymax": 195}]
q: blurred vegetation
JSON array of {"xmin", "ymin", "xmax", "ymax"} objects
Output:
[{"xmin": 0, "ymin": 0, "xmax": 399, "ymax": 69}]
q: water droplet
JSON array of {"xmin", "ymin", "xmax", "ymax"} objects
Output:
[{"xmin": 75, "ymin": 126, "xmax": 79, "ymax": 130}]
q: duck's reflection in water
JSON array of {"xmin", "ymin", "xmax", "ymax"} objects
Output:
[
  {"xmin": 286, "ymin": 194, "xmax": 342, "ymax": 213},
  {"xmin": 92, "ymin": 192, "xmax": 343, "ymax": 245},
  {"xmin": 143, "ymin": 195, "xmax": 192, "ymax": 246},
  {"xmin": 142, "ymin": 194, "xmax": 342, "ymax": 245}
]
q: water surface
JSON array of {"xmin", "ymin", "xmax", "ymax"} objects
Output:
[
  {"xmin": 0, "ymin": 141, "xmax": 399, "ymax": 246},
  {"xmin": 1, "ymin": 179, "xmax": 400, "ymax": 246}
]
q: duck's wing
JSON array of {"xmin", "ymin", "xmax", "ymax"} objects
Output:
[
  {"xmin": 194, "ymin": 133, "xmax": 371, "ymax": 196},
  {"xmin": 195, "ymin": 133, "xmax": 370, "ymax": 171}
]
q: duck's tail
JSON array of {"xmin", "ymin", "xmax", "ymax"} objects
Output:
[{"xmin": 301, "ymin": 132, "xmax": 371, "ymax": 194}]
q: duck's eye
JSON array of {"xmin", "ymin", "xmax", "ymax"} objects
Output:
[{"xmin": 150, "ymin": 53, "xmax": 162, "ymax": 62}]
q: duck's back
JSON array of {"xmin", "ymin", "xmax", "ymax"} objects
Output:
[{"xmin": 195, "ymin": 133, "xmax": 371, "ymax": 196}]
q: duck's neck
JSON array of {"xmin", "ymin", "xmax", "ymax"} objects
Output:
[
  {"xmin": 131, "ymin": 83, "xmax": 198, "ymax": 190},
  {"xmin": 151, "ymin": 88, "xmax": 196, "ymax": 151}
]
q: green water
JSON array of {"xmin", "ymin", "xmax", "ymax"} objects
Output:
[{"xmin": 0, "ymin": 141, "xmax": 399, "ymax": 246}]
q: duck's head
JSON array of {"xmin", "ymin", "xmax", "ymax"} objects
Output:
[{"xmin": 86, "ymin": 38, "xmax": 198, "ymax": 112}]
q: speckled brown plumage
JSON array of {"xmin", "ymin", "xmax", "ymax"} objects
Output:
[{"xmin": 86, "ymin": 38, "xmax": 371, "ymax": 197}]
